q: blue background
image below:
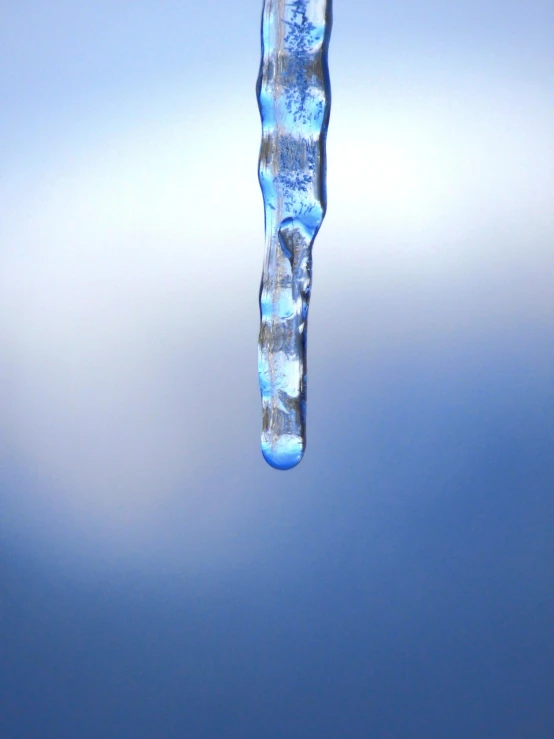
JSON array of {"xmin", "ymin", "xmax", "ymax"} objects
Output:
[{"xmin": 1, "ymin": 1, "xmax": 553, "ymax": 736}]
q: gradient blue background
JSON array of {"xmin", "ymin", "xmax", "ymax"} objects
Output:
[{"xmin": 1, "ymin": 1, "xmax": 553, "ymax": 736}]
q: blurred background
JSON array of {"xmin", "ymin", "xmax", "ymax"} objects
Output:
[{"xmin": 0, "ymin": 1, "xmax": 553, "ymax": 736}]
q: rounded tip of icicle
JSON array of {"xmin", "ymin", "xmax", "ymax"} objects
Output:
[{"xmin": 261, "ymin": 435, "xmax": 305, "ymax": 471}]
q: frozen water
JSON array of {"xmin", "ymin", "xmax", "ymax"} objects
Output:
[{"xmin": 257, "ymin": 0, "xmax": 332, "ymax": 469}]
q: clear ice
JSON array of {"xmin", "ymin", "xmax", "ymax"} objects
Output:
[{"xmin": 257, "ymin": 0, "xmax": 332, "ymax": 470}]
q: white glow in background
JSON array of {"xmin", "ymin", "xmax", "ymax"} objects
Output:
[{"xmin": 0, "ymin": 1, "xmax": 552, "ymax": 574}]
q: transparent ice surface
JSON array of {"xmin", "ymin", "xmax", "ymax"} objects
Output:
[{"xmin": 257, "ymin": 0, "xmax": 332, "ymax": 470}]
